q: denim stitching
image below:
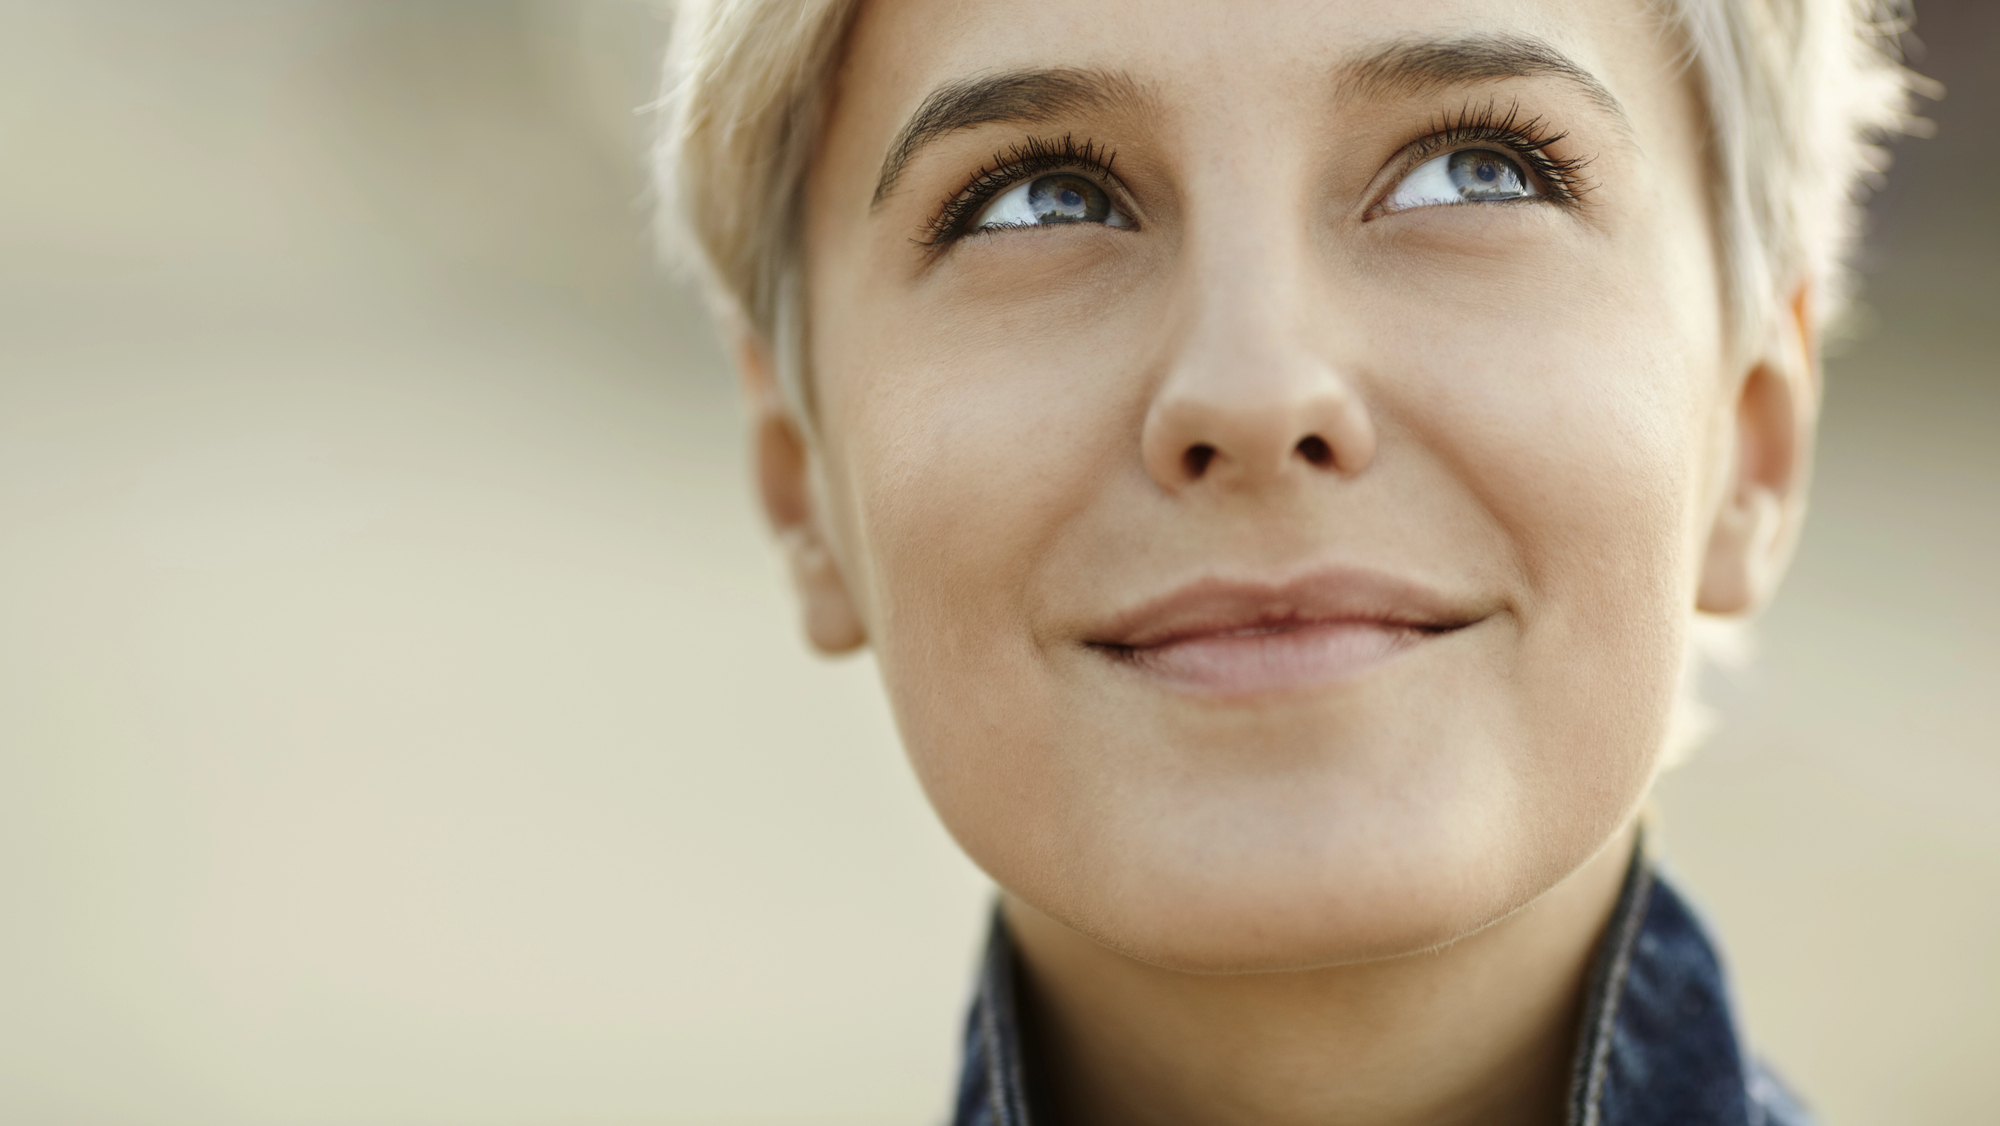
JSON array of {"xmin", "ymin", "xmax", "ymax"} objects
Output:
[
  {"xmin": 980, "ymin": 919, "xmax": 1029, "ymax": 1126},
  {"xmin": 1572, "ymin": 852, "xmax": 1656, "ymax": 1126}
]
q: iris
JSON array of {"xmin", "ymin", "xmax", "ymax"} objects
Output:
[
  {"xmin": 1448, "ymin": 150, "xmax": 1529, "ymax": 201},
  {"xmin": 1381, "ymin": 146, "xmax": 1538, "ymax": 212},
  {"xmin": 974, "ymin": 172, "xmax": 1124, "ymax": 230}
]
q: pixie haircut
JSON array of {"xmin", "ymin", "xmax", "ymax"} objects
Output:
[{"xmin": 654, "ymin": 0, "xmax": 1924, "ymax": 388}]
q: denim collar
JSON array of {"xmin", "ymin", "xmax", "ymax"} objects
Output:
[{"xmin": 952, "ymin": 848, "xmax": 1815, "ymax": 1126}]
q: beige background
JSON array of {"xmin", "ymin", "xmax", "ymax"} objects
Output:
[{"xmin": 0, "ymin": 2, "xmax": 1992, "ymax": 1123}]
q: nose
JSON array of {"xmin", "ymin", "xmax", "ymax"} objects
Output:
[{"xmin": 1140, "ymin": 296, "xmax": 1376, "ymax": 493}]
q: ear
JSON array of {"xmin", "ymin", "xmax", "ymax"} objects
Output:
[
  {"xmin": 1696, "ymin": 285, "xmax": 1821, "ymax": 615},
  {"xmin": 734, "ymin": 331, "xmax": 868, "ymax": 654}
]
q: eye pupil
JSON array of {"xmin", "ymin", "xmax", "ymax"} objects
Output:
[
  {"xmin": 965, "ymin": 168, "xmax": 1128, "ymax": 235},
  {"xmin": 1445, "ymin": 149, "xmax": 1530, "ymax": 201},
  {"xmin": 1028, "ymin": 174, "xmax": 1111, "ymax": 224}
]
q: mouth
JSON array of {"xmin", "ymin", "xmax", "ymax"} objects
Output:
[{"xmin": 1085, "ymin": 569, "xmax": 1485, "ymax": 696}]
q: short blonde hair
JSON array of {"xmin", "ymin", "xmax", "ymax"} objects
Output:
[
  {"xmin": 654, "ymin": 0, "xmax": 1925, "ymax": 369},
  {"xmin": 655, "ymin": 0, "xmax": 859, "ymax": 386}
]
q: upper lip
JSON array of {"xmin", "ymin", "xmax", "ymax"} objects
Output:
[{"xmin": 1085, "ymin": 567, "xmax": 1485, "ymax": 651}]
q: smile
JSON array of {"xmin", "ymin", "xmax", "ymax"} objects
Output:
[{"xmin": 1085, "ymin": 569, "xmax": 1486, "ymax": 696}]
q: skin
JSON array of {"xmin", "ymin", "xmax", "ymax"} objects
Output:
[{"xmin": 736, "ymin": 0, "xmax": 1818, "ymax": 1121}]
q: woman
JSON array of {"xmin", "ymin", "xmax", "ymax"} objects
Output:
[{"xmin": 656, "ymin": 1, "xmax": 1917, "ymax": 1122}]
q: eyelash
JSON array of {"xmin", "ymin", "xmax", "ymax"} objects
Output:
[
  {"xmin": 1404, "ymin": 100, "xmax": 1592, "ymax": 205},
  {"xmin": 921, "ymin": 101, "xmax": 1591, "ymax": 247},
  {"xmin": 922, "ymin": 133, "xmax": 1121, "ymax": 248}
]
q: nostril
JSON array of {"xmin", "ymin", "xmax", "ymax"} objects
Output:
[
  {"xmin": 1183, "ymin": 444, "xmax": 1216, "ymax": 478},
  {"xmin": 1296, "ymin": 434, "xmax": 1333, "ymax": 467}
]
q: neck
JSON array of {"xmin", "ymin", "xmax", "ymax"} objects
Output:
[{"xmin": 1002, "ymin": 822, "xmax": 1639, "ymax": 1126}]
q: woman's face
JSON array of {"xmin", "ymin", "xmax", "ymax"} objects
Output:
[{"xmin": 783, "ymin": 0, "xmax": 1771, "ymax": 970}]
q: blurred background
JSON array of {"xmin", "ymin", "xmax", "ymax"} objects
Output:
[{"xmin": 0, "ymin": 1, "xmax": 1990, "ymax": 1122}]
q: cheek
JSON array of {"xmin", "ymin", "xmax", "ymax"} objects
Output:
[
  {"xmin": 1370, "ymin": 229, "xmax": 1716, "ymax": 787},
  {"xmin": 809, "ymin": 258, "xmax": 1151, "ymax": 760},
  {"xmin": 1328, "ymin": 218, "xmax": 1720, "ymax": 800},
  {"xmin": 1370, "ymin": 211, "xmax": 1718, "ymax": 611},
  {"xmin": 1431, "ymin": 331, "xmax": 1699, "ymax": 616},
  {"xmin": 816, "ymin": 238, "xmax": 1161, "ymax": 634}
]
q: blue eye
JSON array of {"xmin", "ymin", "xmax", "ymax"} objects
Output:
[
  {"xmin": 1382, "ymin": 148, "xmax": 1538, "ymax": 212},
  {"xmin": 973, "ymin": 173, "xmax": 1131, "ymax": 231}
]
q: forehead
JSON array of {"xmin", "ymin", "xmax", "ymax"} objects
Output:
[{"xmin": 830, "ymin": 0, "xmax": 1684, "ymax": 162}]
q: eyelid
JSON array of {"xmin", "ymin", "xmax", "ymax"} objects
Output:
[
  {"xmin": 1367, "ymin": 102, "xmax": 1592, "ymax": 218},
  {"xmin": 922, "ymin": 135, "xmax": 1133, "ymax": 248}
]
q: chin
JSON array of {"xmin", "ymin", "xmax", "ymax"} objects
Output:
[
  {"xmin": 1044, "ymin": 802, "xmax": 1555, "ymax": 974},
  {"xmin": 898, "ymin": 617, "xmax": 1672, "ymax": 974}
]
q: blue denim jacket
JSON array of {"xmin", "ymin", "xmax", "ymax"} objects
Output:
[{"xmin": 952, "ymin": 850, "xmax": 1814, "ymax": 1126}]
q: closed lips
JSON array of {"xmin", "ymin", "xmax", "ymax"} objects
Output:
[{"xmin": 1086, "ymin": 570, "xmax": 1484, "ymax": 695}]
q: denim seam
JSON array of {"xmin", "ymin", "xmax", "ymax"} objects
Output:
[
  {"xmin": 980, "ymin": 927, "xmax": 1027, "ymax": 1126},
  {"xmin": 1573, "ymin": 857, "xmax": 1656, "ymax": 1126}
]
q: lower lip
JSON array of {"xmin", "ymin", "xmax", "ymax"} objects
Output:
[{"xmin": 1115, "ymin": 621, "xmax": 1423, "ymax": 695}]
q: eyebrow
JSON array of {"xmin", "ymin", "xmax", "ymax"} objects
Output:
[
  {"xmin": 1339, "ymin": 33, "xmax": 1629, "ymax": 125},
  {"xmin": 872, "ymin": 33, "xmax": 1627, "ymax": 206},
  {"xmin": 872, "ymin": 67, "xmax": 1147, "ymax": 205}
]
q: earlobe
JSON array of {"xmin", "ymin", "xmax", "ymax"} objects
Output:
[
  {"xmin": 1695, "ymin": 467, "xmax": 1786, "ymax": 614},
  {"xmin": 779, "ymin": 520, "xmax": 869, "ymax": 653},
  {"xmin": 739, "ymin": 335, "xmax": 868, "ymax": 654},
  {"xmin": 1696, "ymin": 288, "xmax": 1819, "ymax": 616}
]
